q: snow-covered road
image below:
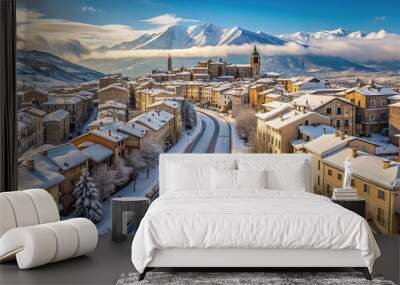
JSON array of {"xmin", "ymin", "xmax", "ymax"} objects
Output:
[
  {"xmin": 190, "ymin": 112, "xmax": 216, "ymax": 153},
  {"xmin": 196, "ymin": 109, "xmax": 231, "ymax": 153}
]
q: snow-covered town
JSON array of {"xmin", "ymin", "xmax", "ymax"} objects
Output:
[{"xmin": 16, "ymin": 46, "xmax": 400, "ymax": 235}]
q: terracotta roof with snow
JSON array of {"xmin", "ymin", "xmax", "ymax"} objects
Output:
[
  {"xmin": 299, "ymin": 124, "xmax": 336, "ymax": 140},
  {"xmin": 324, "ymin": 147, "xmax": 400, "ymax": 189},
  {"xmin": 291, "ymin": 94, "xmax": 352, "ymax": 110},
  {"xmin": 265, "ymin": 111, "xmax": 329, "ymax": 130},
  {"xmin": 81, "ymin": 144, "xmax": 113, "ymax": 163},
  {"xmin": 347, "ymin": 86, "xmax": 399, "ymax": 96},
  {"xmin": 44, "ymin": 110, "xmax": 69, "ymax": 122},
  {"xmin": 98, "ymin": 85, "xmax": 127, "ymax": 93},
  {"xmin": 46, "ymin": 144, "xmax": 89, "ymax": 171},
  {"xmin": 18, "ymin": 164, "xmax": 65, "ymax": 190},
  {"xmin": 131, "ymin": 110, "xmax": 174, "ymax": 131},
  {"xmin": 303, "ymin": 133, "xmax": 355, "ymax": 156}
]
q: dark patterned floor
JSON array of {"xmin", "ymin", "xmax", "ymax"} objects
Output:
[
  {"xmin": 117, "ymin": 271, "xmax": 395, "ymax": 285},
  {"xmin": 0, "ymin": 235, "xmax": 398, "ymax": 285}
]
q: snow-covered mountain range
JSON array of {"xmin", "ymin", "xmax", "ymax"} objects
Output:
[
  {"xmin": 278, "ymin": 28, "xmax": 393, "ymax": 43},
  {"xmin": 99, "ymin": 23, "xmax": 287, "ymax": 51},
  {"xmin": 17, "ymin": 24, "xmax": 399, "ymax": 83},
  {"xmin": 17, "ymin": 50, "xmax": 104, "ymax": 88},
  {"xmin": 99, "ymin": 24, "xmax": 397, "ymax": 52}
]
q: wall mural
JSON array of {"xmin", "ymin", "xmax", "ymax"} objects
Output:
[{"xmin": 16, "ymin": 0, "xmax": 400, "ymax": 235}]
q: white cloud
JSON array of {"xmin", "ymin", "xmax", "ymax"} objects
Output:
[
  {"xmin": 16, "ymin": 9, "xmax": 149, "ymax": 60},
  {"xmin": 82, "ymin": 6, "xmax": 102, "ymax": 13},
  {"xmin": 374, "ymin": 16, "xmax": 386, "ymax": 22},
  {"xmin": 308, "ymin": 36, "xmax": 400, "ymax": 62},
  {"xmin": 85, "ymin": 42, "xmax": 308, "ymax": 60},
  {"xmin": 84, "ymin": 36, "xmax": 400, "ymax": 64},
  {"xmin": 141, "ymin": 13, "xmax": 198, "ymax": 26}
]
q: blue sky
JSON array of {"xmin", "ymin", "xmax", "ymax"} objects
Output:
[{"xmin": 17, "ymin": 0, "xmax": 400, "ymax": 34}]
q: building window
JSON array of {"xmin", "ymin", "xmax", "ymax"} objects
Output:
[
  {"xmin": 363, "ymin": 184, "xmax": 369, "ymax": 193},
  {"xmin": 370, "ymin": 114, "xmax": 376, "ymax": 122},
  {"xmin": 317, "ymin": 175, "xmax": 320, "ymax": 186},
  {"xmin": 377, "ymin": 208, "xmax": 384, "ymax": 224},
  {"xmin": 378, "ymin": 190, "xmax": 385, "ymax": 201},
  {"xmin": 369, "ymin": 99, "xmax": 376, "ymax": 107},
  {"xmin": 351, "ymin": 179, "xmax": 355, "ymax": 187},
  {"xmin": 328, "ymin": 169, "xmax": 332, "ymax": 176},
  {"xmin": 337, "ymin": 173, "xmax": 342, "ymax": 181},
  {"xmin": 380, "ymin": 113, "xmax": 387, "ymax": 121},
  {"xmin": 351, "ymin": 98, "xmax": 355, "ymax": 104},
  {"xmin": 326, "ymin": 108, "xmax": 332, "ymax": 114},
  {"xmin": 336, "ymin": 107, "xmax": 342, "ymax": 115},
  {"xmin": 318, "ymin": 160, "xmax": 320, "ymax": 170},
  {"xmin": 344, "ymin": 120, "xmax": 349, "ymax": 127},
  {"xmin": 381, "ymin": 100, "xmax": 386, "ymax": 107},
  {"xmin": 336, "ymin": 120, "xmax": 341, "ymax": 128}
]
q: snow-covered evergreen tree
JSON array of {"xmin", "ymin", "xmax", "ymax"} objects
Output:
[
  {"xmin": 182, "ymin": 101, "xmax": 197, "ymax": 129},
  {"xmin": 73, "ymin": 169, "xmax": 103, "ymax": 223}
]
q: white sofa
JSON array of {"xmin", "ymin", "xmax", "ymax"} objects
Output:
[{"xmin": 0, "ymin": 189, "xmax": 98, "ymax": 269}]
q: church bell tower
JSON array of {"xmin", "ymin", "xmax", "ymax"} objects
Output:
[
  {"xmin": 167, "ymin": 53, "xmax": 173, "ymax": 73},
  {"xmin": 250, "ymin": 45, "xmax": 261, "ymax": 78}
]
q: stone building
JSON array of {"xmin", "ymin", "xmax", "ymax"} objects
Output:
[
  {"xmin": 97, "ymin": 85, "xmax": 129, "ymax": 105},
  {"xmin": 132, "ymin": 110, "xmax": 174, "ymax": 149},
  {"xmin": 44, "ymin": 144, "xmax": 90, "ymax": 213},
  {"xmin": 249, "ymin": 84, "xmax": 269, "ymax": 109},
  {"xmin": 42, "ymin": 95, "xmax": 83, "ymax": 130},
  {"xmin": 256, "ymin": 110, "xmax": 330, "ymax": 153},
  {"xmin": 147, "ymin": 100, "xmax": 182, "ymax": 141},
  {"xmin": 43, "ymin": 110, "xmax": 70, "ymax": 145},
  {"xmin": 17, "ymin": 111, "xmax": 37, "ymax": 156},
  {"xmin": 21, "ymin": 88, "xmax": 49, "ymax": 107},
  {"xmin": 345, "ymin": 81, "xmax": 399, "ymax": 135},
  {"xmin": 304, "ymin": 133, "xmax": 399, "ymax": 235},
  {"xmin": 389, "ymin": 102, "xmax": 400, "ymax": 146},
  {"xmin": 291, "ymin": 94, "xmax": 357, "ymax": 135},
  {"xmin": 20, "ymin": 106, "xmax": 46, "ymax": 147},
  {"xmin": 285, "ymin": 76, "xmax": 327, "ymax": 93}
]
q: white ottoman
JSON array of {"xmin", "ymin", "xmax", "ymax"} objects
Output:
[
  {"xmin": 0, "ymin": 189, "xmax": 98, "ymax": 269},
  {"xmin": 0, "ymin": 218, "xmax": 98, "ymax": 269}
]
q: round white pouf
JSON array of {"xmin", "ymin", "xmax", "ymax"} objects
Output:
[{"xmin": 0, "ymin": 219, "xmax": 98, "ymax": 269}]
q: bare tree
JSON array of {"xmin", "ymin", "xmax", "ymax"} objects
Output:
[
  {"xmin": 140, "ymin": 140, "xmax": 163, "ymax": 178},
  {"xmin": 113, "ymin": 157, "xmax": 133, "ymax": 189},
  {"xmin": 127, "ymin": 150, "xmax": 146, "ymax": 192},
  {"xmin": 234, "ymin": 107, "xmax": 256, "ymax": 143},
  {"xmin": 92, "ymin": 164, "xmax": 116, "ymax": 200}
]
